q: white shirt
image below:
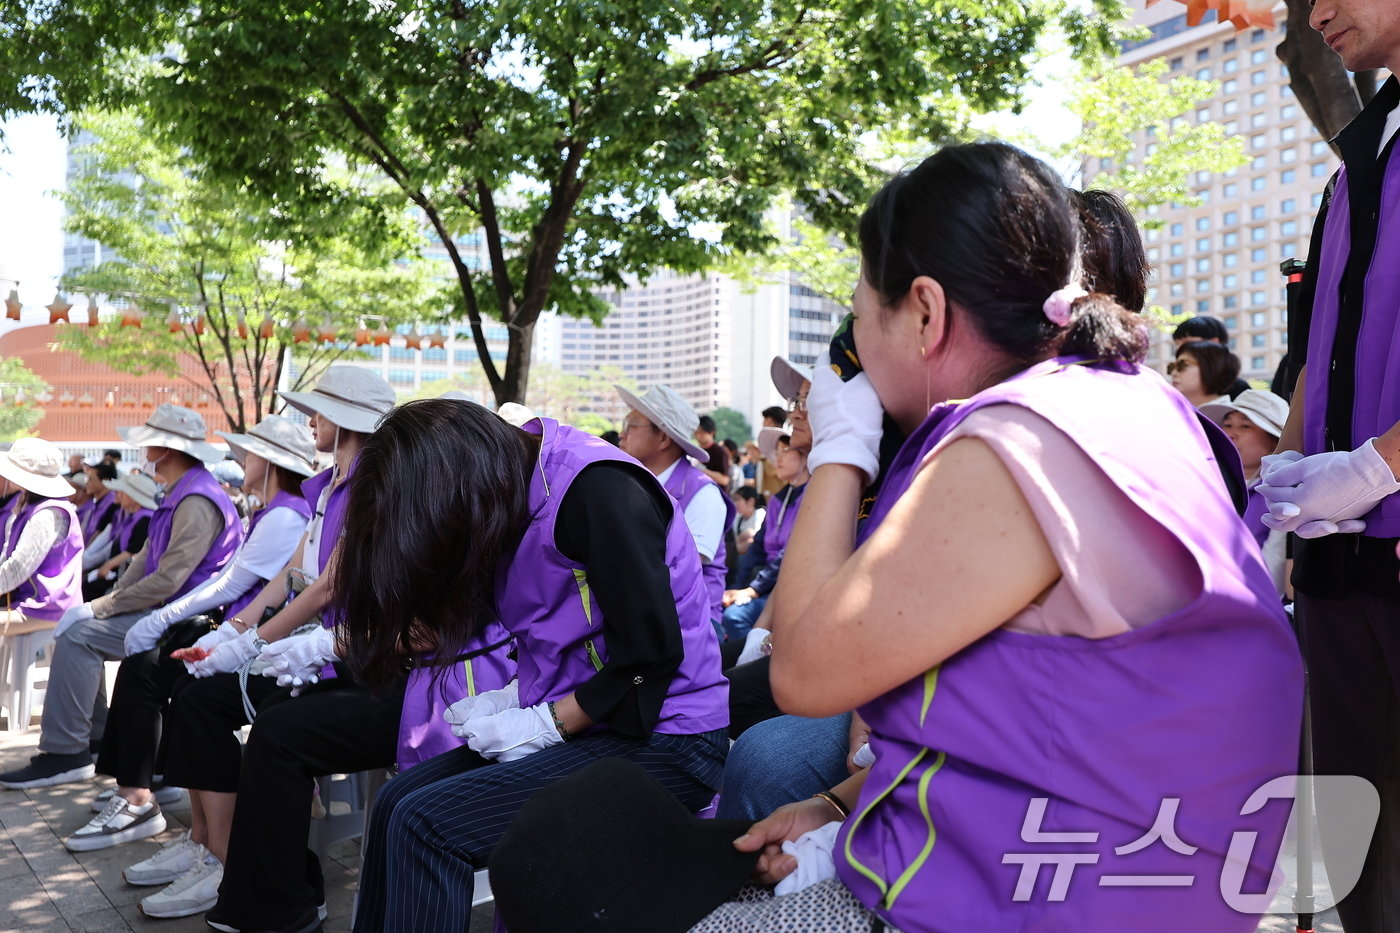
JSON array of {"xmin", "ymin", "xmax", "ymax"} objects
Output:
[
  {"xmin": 1381, "ymin": 103, "xmax": 1400, "ymax": 157},
  {"xmin": 144, "ymin": 505, "xmax": 310, "ymax": 628},
  {"xmin": 656, "ymin": 459, "xmax": 726, "ymax": 562}
]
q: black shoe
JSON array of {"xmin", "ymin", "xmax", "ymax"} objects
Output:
[
  {"xmin": 0, "ymin": 752, "xmax": 95, "ymax": 789},
  {"xmin": 206, "ymin": 904, "xmax": 326, "ymax": 933}
]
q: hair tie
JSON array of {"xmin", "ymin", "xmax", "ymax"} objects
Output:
[{"xmin": 1043, "ymin": 284, "xmax": 1088, "ymax": 327}]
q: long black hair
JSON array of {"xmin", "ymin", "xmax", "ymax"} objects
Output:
[
  {"xmin": 859, "ymin": 142, "xmax": 1147, "ymax": 377},
  {"xmin": 1073, "ymin": 188, "xmax": 1149, "ymax": 313},
  {"xmin": 333, "ymin": 399, "xmax": 538, "ymax": 689}
]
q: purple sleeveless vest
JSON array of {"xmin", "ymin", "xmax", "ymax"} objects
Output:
[
  {"xmin": 763, "ymin": 483, "xmax": 804, "ymax": 559},
  {"xmin": 662, "ymin": 457, "xmax": 736, "ymax": 626},
  {"xmin": 3, "ymin": 498, "xmax": 83, "ymax": 620},
  {"xmin": 114, "ymin": 508, "xmax": 154, "ymax": 554},
  {"xmin": 83, "ymin": 492, "xmax": 120, "ymax": 541},
  {"xmin": 396, "ymin": 622, "xmax": 517, "ymax": 771},
  {"xmin": 835, "ymin": 359, "xmax": 1303, "ymax": 933},
  {"xmin": 142, "ymin": 466, "xmax": 243, "ymax": 603},
  {"xmin": 300, "ymin": 460, "xmax": 356, "ymax": 580},
  {"xmin": 1244, "ymin": 479, "xmax": 1270, "ymax": 551},
  {"xmin": 1302, "ymin": 145, "xmax": 1400, "ymax": 535},
  {"xmin": 75, "ymin": 498, "xmax": 94, "ymax": 539},
  {"xmin": 495, "ymin": 418, "xmax": 728, "ymax": 735},
  {"xmin": 224, "ymin": 490, "xmax": 313, "ymax": 620}
]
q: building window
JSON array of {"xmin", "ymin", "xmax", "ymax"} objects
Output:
[
  {"xmin": 1251, "ymin": 269, "xmax": 1266, "ymax": 284},
  {"xmin": 1281, "ymin": 241, "xmax": 1298, "ymax": 258},
  {"xmin": 1251, "ymin": 356, "xmax": 1266, "ymax": 370},
  {"xmin": 1223, "ymin": 210, "xmax": 1239, "ymax": 225},
  {"xmin": 1280, "ymin": 148, "xmax": 1298, "ymax": 164},
  {"xmin": 1169, "ymin": 56, "xmax": 1183, "ymax": 71},
  {"xmin": 1251, "ymin": 90, "xmax": 1266, "ymax": 106},
  {"xmin": 1224, "ymin": 294, "xmax": 1239, "ymax": 308},
  {"xmin": 1250, "ymin": 226, "xmax": 1267, "ymax": 242},
  {"xmin": 1223, "ymin": 182, "xmax": 1239, "ymax": 198},
  {"xmin": 1169, "ymin": 261, "xmax": 1185, "ymax": 276},
  {"xmin": 1196, "ymin": 236, "xmax": 1210, "ymax": 251},
  {"xmin": 1311, "ymin": 140, "xmax": 1329, "ymax": 156},
  {"xmin": 1251, "ymin": 46, "xmax": 1267, "ymax": 62},
  {"xmin": 1251, "ymin": 69, "xmax": 1267, "ymax": 85},
  {"xmin": 1196, "ymin": 67, "xmax": 1211, "ymax": 80},
  {"xmin": 1223, "ymin": 99, "xmax": 1239, "ymax": 115},
  {"xmin": 1196, "ymin": 299, "xmax": 1211, "ymax": 312},
  {"xmin": 1195, "ymin": 217, "xmax": 1210, "ymax": 231},
  {"xmin": 1196, "ymin": 278, "xmax": 1211, "ymax": 293},
  {"xmin": 1223, "ymin": 79, "xmax": 1239, "ymax": 93},
  {"xmin": 1196, "ymin": 47, "xmax": 1210, "ymax": 61},
  {"xmin": 1281, "ymin": 168, "xmax": 1297, "ymax": 184},
  {"xmin": 1280, "ymin": 125, "xmax": 1297, "ymax": 141},
  {"xmin": 1251, "ymin": 155, "xmax": 1266, "ymax": 170},
  {"xmin": 1195, "ymin": 258, "xmax": 1211, "ymax": 273},
  {"xmin": 1170, "ymin": 282, "xmax": 1184, "ymax": 296},
  {"xmin": 1170, "ymin": 242, "xmax": 1184, "ymax": 257},
  {"xmin": 1251, "ymin": 333, "xmax": 1266, "ymax": 348},
  {"xmin": 1223, "ymin": 273, "xmax": 1238, "ymax": 288},
  {"xmin": 1280, "ymin": 197, "xmax": 1296, "ymax": 213},
  {"xmin": 1251, "ymin": 176, "xmax": 1267, "ymax": 191},
  {"xmin": 1251, "ymin": 290, "xmax": 1267, "ymax": 305},
  {"xmin": 1222, "ymin": 231, "xmax": 1239, "ymax": 246},
  {"xmin": 1170, "ymin": 222, "xmax": 1184, "ymax": 236},
  {"xmin": 1223, "ymin": 58, "xmax": 1239, "ymax": 74},
  {"xmin": 1251, "ymin": 205, "xmax": 1266, "ymax": 220},
  {"xmin": 1250, "ymin": 133, "xmax": 1267, "ymax": 149},
  {"xmin": 1251, "ymin": 247, "xmax": 1267, "ymax": 262},
  {"xmin": 1250, "ymin": 112, "xmax": 1267, "ymax": 128},
  {"xmin": 1251, "ymin": 312, "xmax": 1267, "ymax": 326},
  {"xmin": 1311, "ymin": 162, "xmax": 1330, "ymax": 177},
  {"xmin": 1280, "ymin": 219, "xmax": 1299, "ymax": 236},
  {"xmin": 1222, "ymin": 253, "xmax": 1239, "ymax": 268},
  {"xmin": 1224, "ymin": 37, "xmax": 1237, "ymax": 52}
]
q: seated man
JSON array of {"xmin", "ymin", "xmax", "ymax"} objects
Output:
[
  {"xmin": 617, "ymin": 384, "xmax": 733, "ymax": 636},
  {"xmin": 0, "ymin": 404, "xmax": 241, "ymax": 799}
]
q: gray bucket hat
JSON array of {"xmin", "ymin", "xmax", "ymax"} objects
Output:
[
  {"xmin": 614, "ymin": 384, "xmax": 710, "ymax": 462},
  {"xmin": 217, "ymin": 414, "xmax": 317, "ymax": 477},
  {"xmin": 279, "ymin": 366, "xmax": 396, "ymax": 434},
  {"xmin": 117, "ymin": 404, "xmax": 224, "ymax": 463},
  {"xmin": 0, "ymin": 438, "xmax": 78, "ymax": 498},
  {"xmin": 104, "ymin": 471, "xmax": 160, "ymax": 510}
]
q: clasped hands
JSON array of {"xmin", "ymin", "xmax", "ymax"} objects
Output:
[
  {"xmin": 442, "ymin": 681, "xmax": 564, "ymax": 763},
  {"xmin": 1257, "ymin": 439, "xmax": 1400, "ymax": 538}
]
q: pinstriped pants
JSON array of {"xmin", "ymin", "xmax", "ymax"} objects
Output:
[{"xmin": 353, "ymin": 729, "xmax": 727, "ymax": 933}]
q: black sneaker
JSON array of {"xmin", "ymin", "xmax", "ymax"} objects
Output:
[
  {"xmin": 205, "ymin": 907, "xmax": 324, "ymax": 933},
  {"xmin": 0, "ymin": 752, "xmax": 95, "ymax": 789}
]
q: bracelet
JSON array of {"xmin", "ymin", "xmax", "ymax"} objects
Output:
[
  {"xmin": 812, "ymin": 790, "xmax": 849, "ymax": 820},
  {"xmin": 548, "ymin": 700, "xmax": 572, "ymax": 741},
  {"xmin": 230, "ymin": 617, "xmax": 248, "ymax": 632}
]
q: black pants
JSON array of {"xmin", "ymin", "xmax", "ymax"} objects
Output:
[
  {"xmin": 161, "ymin": 671, "xmax": 287, "ymax": 792},
  {"xmin": 723, "ymin": 653, "xmax": 780, "ymax": 740},
  {"xmin": 95, "ymin": 627, "xmax": 205, "ymax": 788},
  {"xmin": 215, "ymin": 677, "xmax": 404, "ymax": 932},
  {"xmin": 1298, "ymin": 590, "xmax": 1400, "ymax": 933}
]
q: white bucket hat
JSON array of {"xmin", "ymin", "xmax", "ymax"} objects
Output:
[
  {"xmin": 104, "ymin": 471, "xmax": 160, "ymax": 510},
  {"xmin": 497, "ymin": 402, "xmax": 537, "ymax": 427},
  {"xmin": 117, "ymin": 404, "xmax": 224, "ymax": 463},
  {"xmin": 0, "ymin": 438, "xmax": 79, "ymax": 498},
  {"xmin": 217, "ymin": 414, "xmax": 317, "ymax": 477},
  {"xmin": 614, "ymin": 384, "xmax": 710, "ymax": 462},
  {"xmin": 770, "ymin": 356, "xmax": 813, "ymax": 402},
  {"xmin": 757, "ymin": 426, "xmax": 790, "ymax": 464},
  {"xmin": 279, "ymin": 366, "xmax": 396, "ymax": 434},
  {"xmin": 1200, "ymin": 389, "xmax": 1289, "ymax": 439}
]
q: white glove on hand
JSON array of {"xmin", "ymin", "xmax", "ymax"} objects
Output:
[
  {"xmin": 736, "ymin": 627, "xmax": 771, "ymax": 666},
  {"xmin": 805, "ymin": 351, "xmax": 885, "ymax": 485},
  {"xmin": 54, "ymin": 603, "xmax": 95, "ymax": 639},
  {"xmin": 1258, "ymin": 449, "xmax": 1304, "ymax": 484},
  {"xmin": 444, "ymin": 681, "xmax": 520, "ymax": 730},
  {"xmin": 456, "ymin": 704, "xmax": 562, "ymax": 762},
  {"xmin": 852, "ymin": 742, "xmax": 876, "ymax": 769},
  {"xmin": 257, "ymin": 627, "xmax": 338, "ymax": 683},
  {"xmin": 1258, "ymin": 439, "xmax": 1400, "ymax": 538},
  {"xmin": 773, "ymin": 821, "xmax": 842, "ymax": 896},
  {"xmin": 123, "ymin": 611, "xmax": 172, "ymax": 656},
  {"xmin": 189, "ymin": 627, "xmax": 263, "ymax": 677},
  {"xmin": 192, "ymin": 621, "xmax": 243, "ymax": 654}
]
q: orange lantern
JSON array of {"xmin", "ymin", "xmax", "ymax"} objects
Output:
[
  {"xmin": 1144, "ymin": 0, "xmax": 1275, "ymax": 29},
  {"xmin": 353, "ymin": 324, "xmax": 371, "ymax": 347},
  {"xmin": 317, "ymin": 316, "xmax": 337, "ymax": 343},
  {"xmin": 47, "ymin": 292, "xmax": 73, "ymax": 324},
  {"xmin": 292, "ymin": 317, "xmax": 312, "ymax": 343},
  {"xmin": 192, "ymin": 311, "xmax": 207, "ymax": 336},
  {"xmin": 58, "ymin": 391, "xmax": 75, "ymax": 408},
  {"xmin": 5, "ymin": 288, "xmax": 21, "ymax": 321},
  {"xmin": 258, "ymin": 317, "xmax": 275, "ymax": 340},
  {"xmin": 77, "ymin": 392, "xmax": 95, "ymax": 408},
  {"xmin": 104, "ymin": 391, "xmax": 115, "ymax": 409},
  {"xmin": 236, "ymin": 312, "xmax": 249, "ymax": 339},
  {"xmin": 167, "ymin": 305, "xmax": 182, "ymax": 333},
  {"xmin": 121, "ymin": 393, "xmax": 138, "ymax": 407},
  {"xmin": 372, "ymin": 324, "xmax": 392, "ymax": 347},
  {"xmin": 120, "ymin": 303, "xmax": 144, "ymax": 328},
  {"xmin": 86, "ymin": 295, "xmax": 100, "ymax": 327},
  {"xmin": 404, "ymin": 326, "xmax": 423, "ymax": 350},
  {"xmin": 428, "ymin": 329, "xmax": 447, "ymax": 349}
]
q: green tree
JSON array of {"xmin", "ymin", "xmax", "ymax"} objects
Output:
[
  {"xmin": 3, "ymin": 0, "xmax": 1127, "ymax": 405},
  {"xmin": 709, "ymin": 407, "xmax": 753, "ymax": 445},
  {"xmin": 1059, "ymin": 60, "xmax": 1249, "ymax": 224},
  {"xmin": 0, "ymin": 358, "xmax": 49, "ymax": 441},
  {"xmin": 54, "ymin": 109, "xmax": 433, "ymax": 431}
]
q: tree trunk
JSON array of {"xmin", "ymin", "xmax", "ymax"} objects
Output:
[
  {"xmin": 1278, "ymin": 0, "xmax": 1363, "ymax": 149},
  {"xmin": 495, "ymin": 320, "xmax": 536, "ymax": 407}
]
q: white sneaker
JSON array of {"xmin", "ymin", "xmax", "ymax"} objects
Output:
[
  {"xmin": 124, "ymin": 831, "xmax": 209, "ymax": 886},
  {"xmin": 91, "ymin": 784, "xmax": 185, "ymax": 813},
  {"xmin": 64, "ymin": 796, "xmax": 166, "ymax": 852},
  {"xmin": 139, "ymin": 858, "xmax": 223, "ymax": 918}
]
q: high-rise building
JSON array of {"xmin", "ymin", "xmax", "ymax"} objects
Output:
[{"xmin": 1111, "ymin": 2, "xmax": 1340, "ymax": 383}]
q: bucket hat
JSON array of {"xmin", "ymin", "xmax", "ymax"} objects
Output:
[
  {"xmin": 104, "ymin": 472, "xmax": 160, "ymax": 511},
  {"xmin": 216, "ymin": 414, "xmax": 317, "ymax": 477},
  {"xmin": 770, "ymin": 356, "xmax": 813, "ymax": 402},
  {"xmin": 497, "ymin": 402, "xmax": 536, "ymax": 427},
  {"xmin": 614, "ymin": 384, "xmax": 710, "ymax": 462},
  {"xmin": 490, "ymin": 758, "xmax": 756, "ymax": 933},
  {"xmin": 1200, "ymin": 389, "xmax": 1289, "ymax": 439},
  {"xmin": 757, "ymin": 426, "xmax": 789, "ymax": 463},
  {"xmin": 117, "ymin": 404, "xmax": 224, "ymax": 463},
  {"xmin": 279, "ymin": 366, "xmax": 395, "ymax": 434},
  {"xmin": 0, "ymin": 438, "xmax": 79, "ymax": 498}
]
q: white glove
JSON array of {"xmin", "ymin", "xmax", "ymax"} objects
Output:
[
  {"xmin": 852, "ymin": 742, "xmax": 876, "ymax": 769},
  {"xmin": 257, "ymin": 627, "xmax": 338, "ymax": 683},
  {"xmin": 189, "ymin": 627, "xmax": 263, "ymax": 677},
  {"xmin": 773, "ymin": 821, "xmax": 842, "ymax": 896},
  {"xmin": 123, "ymin": 611, "xmax": 173, "ymax": 656},
  {"xmin": 444, "ymin": 681, "xmax": 520, "ymax": 729},
  {"xmin": 1258, "ymin": 439, "xmax": 1400, "ymax": 538},
  {"xmin": 1258, "ymin": 449, "xmax": 1304, "ymax": 484},
  {"xmin": 192, "ymin": 621, "xmax": 243, "ymax": 653},
  {"xmin": 735, "ymin": 627, "xmax": 770, "ymax": 666},
  {"xmin": 805, "ymin": 351, "xmax": 885, "ymax": 484},
  {"xmin": 456, "ymin": 704, "xmax": 562, "ymax": 762},
  {"xmin": 54, "ymin": 603, "xmax": 95, "ymax": 639}
]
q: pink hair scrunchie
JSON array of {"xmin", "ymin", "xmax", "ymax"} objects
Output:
[{"xmin": 1042, "ymin": 284, "xmax": 1088, "ymax": 327}]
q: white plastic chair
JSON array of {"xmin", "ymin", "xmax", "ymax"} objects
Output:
[{"xmin": 0, "ymin": 628, "xmax": 56, "ymax": 732}]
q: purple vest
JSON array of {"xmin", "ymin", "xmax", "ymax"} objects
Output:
[
  {"xmin": 224, "ymin": 490, "xmax": 313, "ymax": 620},
  {"xmin": 1244, "ymin": 479, "xmax": 1270, "ymax": 551},
  {"xmin": 300, "ymin": 460, "xmax": 356, "ymax": 639},
  {"xmin": 1302, "ymin": 147, "xmax": 1400, "ymax": 535},
  {"xmin": 3, "ymin": 498, "xmax": 83, "ymax": 620},
  {"xmin": 114, "ymin": 507, "xmax": 154, "ymax": 554},
  {"xmin": 143, "ymin": 466, "xmax": 243, "ymax": 603},
  {"xmin": 75, "ymin": 498, "xmax": 94, "ymax": 539},
  {"xmin": 763, "ymin": 483, "xmax": 805, "ymax": 560},
  {"xmin": 495, "ymin": 418, "xmax": 728, "ymax": 735},
  {"xmin": 396, "ymin": 622, "xmax": 517, "ymax": 771},
  {"xmin": 83, "ymin": 492, "xmax": 120, "ymax": 541},
  {"xmin": 836, "ymin": 359, "xmax": 1303, "ymax": 932},
  {"xmin": 662, "ymin": 457, "xmax": 735, "ymax": 625}
]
